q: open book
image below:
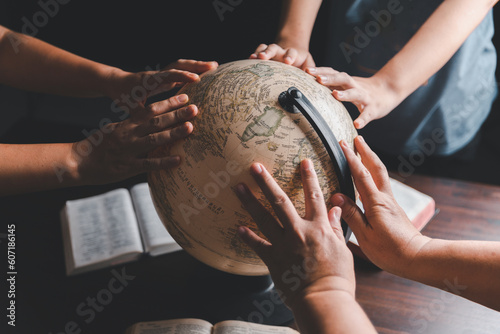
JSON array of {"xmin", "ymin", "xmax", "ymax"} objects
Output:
[
  {"xmin": 125, "ymin": 318, "xmax": 298, "ymax": 334},
  {"xmin": 60, "ymin": 183, "xmax": 182, "ymax": 276},
  {"xmin": 347, "ymin": 177, "xmax": 437, "ymax": 261}
]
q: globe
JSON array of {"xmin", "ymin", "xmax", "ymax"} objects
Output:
[{"xmin": 148, "ymin": 59, "xmax": 357, "ymax": 275}]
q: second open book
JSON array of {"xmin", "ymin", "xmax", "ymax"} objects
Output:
[{"xmin": 125, "ymin": 318, "xmax": 298, "ymax": 334}]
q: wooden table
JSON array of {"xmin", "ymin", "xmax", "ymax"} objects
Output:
[
  {"xmin": 1, "ymin": 173, "xmax": 500, "ymax": 333},
  {"xmin": 354, "ymin": 174, "xmax": 500, "ymax": 333}
]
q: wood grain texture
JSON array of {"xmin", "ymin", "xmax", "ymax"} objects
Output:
[{"xmin": 354, "ymin": 174, "xmax": 500, "ymax": 334}]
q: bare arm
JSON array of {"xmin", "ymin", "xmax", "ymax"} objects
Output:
[
  {"xmin": 376, "ymin": 0, "xmax": 498, "ymax": 105},
  {"xmin": 236, "ymin": 160, "xmax": 377, "ymax": 334},
  {"xmin": 331, "ymin": 136, "xmax": 500, "ymax": 311},
  {"xmin": 0, "ymin": 26, "xmax": 217, "ymax": 101},
  {"xmin": 250, "ymin": 0, "xmax": 322, "ymax": 68},
  {"xmin": 0, "ymin": 25, "xmax": 119, "ymax": 98},
  {"xmin": 408, "ymin": 239, "xmax": 500, "ymax": 311},
  {"xmin": 308, "ymin": 0, "xmax": 498, "ymax": 128},
  {"xmin": 275, "ymin": 0, "xmax": 323, "ymax": 51},
  {"xmin": 0, "ymin": 142, "xmax": 80, "ymax": 195},
  {"xmin": 292, "ymin": 289, "xmax": 376, "ymax": 334}
]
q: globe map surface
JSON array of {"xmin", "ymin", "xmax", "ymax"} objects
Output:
[{"xmin": 148, "ymin": 59, "xmax": 357, "ymax": 275}]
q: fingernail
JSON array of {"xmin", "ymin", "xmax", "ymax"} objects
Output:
[
  {"xmin": 340, "ymin": 140, "xmax": 349, "ymax": 148},
  {"xmin": 333, "ymin": 207, "xmax": 341, "ymax": 221},
  {"xmin": 169, "ymin": 156, "xmax": 181, "ymax": 165},
  {"xmin": 357, "ymin": 135, "xmax": 365, "ymax": 143},
  {"xmin": 250, "ymin": 54, "xmax": 257, "ymax": 58},
  {"xmin": 301, "ymin": 158, "xmax": 314, "ymax": 170},
  {"xmin": 285, "ymin": 56, "xmax": 292, "ymax": 63},
  {"xmin": 252, "ymin": 163, "xmax": 263, "ymax": 174},
  {"xmin": 318, "ymin": 75, "xmax": 327, "ymax": 82},
  {"xmin": 331, "ymin": 194, "xmax": 344, "ymax": 206},
  {"xmin": 306, "ymin": 67, "xmax": 316, "ymax": 74},
  {"xmin": 183, "ymin": 105, "xmax": 196, "ymax": 117},
  {"xmin": 177, "ymin": 94, "xmax": 188, "ymax": 103},
  {"xmin": 335, "ymin": 91, "xmax": 344, "ymax": 98},
  {"xmin": 235, "ymin": 183, "xmax": 246, "ymax": 195},
  {"xmin": 237, "ymin": 226, "xmax": 247, "ymax": 235}
]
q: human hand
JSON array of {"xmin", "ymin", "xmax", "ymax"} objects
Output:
[
  {"xmin": 305, "ymin": 68, "xmax": 403, "ymax": 129},
  {"xmin": 250, "ymin": 43, "xmax": 315, "ymax": 69},
  {"xmin": 104, "ymin": 59, "xmax": 218, "ymax": 103},
  {"xmin": 235, "ymin": 159, "xmax": 355, "ymax": 308},
  {"xmin": 73, "ymin": 94, "xmax": 197, "ymax": 185},
  {"xmin": 331, "ymin": 136, "xmax": 431, "ymax": 277}
]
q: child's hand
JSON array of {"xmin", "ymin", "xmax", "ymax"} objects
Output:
[
  {"xmin": 235, "ymin": 159, "xmax": 355, "ymax": 309},
  {"xmin": 104, "ymin": 59, "xmax": 218, "ymax": 102},
  {"xmin": 306, "ymin": 67, "xmax": 403, "ymax": 129},
  {"xmin": 250, "ymin": 43, "xmax": 315, "ymax": 69},
  {"xmin": 74, "ymin": 94, "xmax": 197, "ymax": 185},
  {"xmin": 73, "ymin": 59, "xmax": 219, "ymax": 185}
]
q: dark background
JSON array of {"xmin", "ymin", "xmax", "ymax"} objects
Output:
[
  {"xmin": 1, "ymin": 1, "xmax": 500, "ymax": 333},
  {"xmin": 1, "ymin": 1, "xmax": 282, "ymax": 71}
]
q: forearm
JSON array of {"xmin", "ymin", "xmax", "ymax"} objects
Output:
[
  {"xmin": 292, "ymin": 290, "xmax": 376, "ymax": 334},
  {"xmin": 0, "ymin": 143, "xmax": 81, "ymax": 196},
  {"xmin": 276, "ymin": 0, "xmax": 323, "ymax": 48},
  {"xmin": 406, "ymin": 239, "xmax": 500, "ymax": 311},
  {"xmin": 0, "ymin": 26, "xmax": 121, "ymax": 98},
  {"xmin": 374, "ymin": 0, "xmax": 497, "ymax": 101}
]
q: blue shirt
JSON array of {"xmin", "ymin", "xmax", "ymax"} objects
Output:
[{"xmin": 319, "ymin": 0, "xmax": 497, "ymax": 156}]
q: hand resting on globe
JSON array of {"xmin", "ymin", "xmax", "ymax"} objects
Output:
[
  {"xmin": 235, "ymin": 158, "xmax": 376, "ymax": 334},
  {"xmin": 235, "ymin": 159, "xmax": 355, "ymax": 307},
  {"xmin": 250, "ymin": 43, "xmax": 402, "ymax": 130},
  {"xmin": 333, "ymin": 136, "xmax": 500, "ymax": 312},
  {"xmin": 250, "ymin": 43, "xmax": 315, "ymax": 69}
]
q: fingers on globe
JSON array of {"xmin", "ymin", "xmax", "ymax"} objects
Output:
[
  {"xmin": 354, "ymin": 136, "xmax": 392, "ymax": 193},
  {"xmin": 235, "ymin": 183, "xmax": 282, "ymax": 243},
  {"xmin": 250, "ymin": 163, "xmax": 301, "ymax": 230},
  {"xmin": 300, "ymin": 159, "xmax": 328, "ymax": 219}
]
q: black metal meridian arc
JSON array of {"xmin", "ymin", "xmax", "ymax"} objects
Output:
[{"xmin": 278, "ymin": 87, "xmax": 354, "ymax": 242}]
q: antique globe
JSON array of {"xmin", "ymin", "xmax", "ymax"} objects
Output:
[{"xmin": 148, "ymin": 59, "xmax": 357, "ymax": 276}]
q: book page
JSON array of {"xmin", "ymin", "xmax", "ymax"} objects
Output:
[
  {"xmin": 213, "ymin": 321, "xmax": 298, "ymax": 334},
  {"xmin": 65, "ymin": 189, "xmax": 143, "ymax": 268},
  {"xmin": 387, "ymin": 178, "xmax": 434, "ymax": 222},
  {"xmin": 126, "ymin": 318, "xmax": 212, "ymax": 334},
  {"xmin": 130, "ymin": 183, "xmax": 181, "ymax": 255}
]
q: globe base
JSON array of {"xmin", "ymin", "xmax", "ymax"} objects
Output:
[{"xmin": 186, "ymin": 264, "xmax": 294, "ymax": 326}]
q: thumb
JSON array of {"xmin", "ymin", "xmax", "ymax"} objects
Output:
[
  {"xmin": 330, "ymin": 193, "xmax": 370, "ymax": 239},
  {"xmin": 237, "ymin": 226, "xmax": 272, "ymax": 263},
  {"xmin": 353, "ymin": 106, "xmax": 374, "ymax": 129},
  {"xmin": 300, "ymin": 55, "xmax": 316, "ymax": 70},
  {"xmin": 327, "ymin": 206, "xmax": 345, "ymax": 240}
]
